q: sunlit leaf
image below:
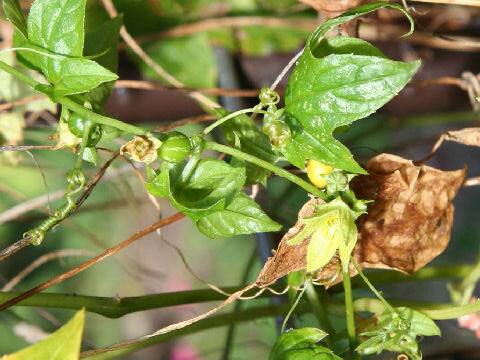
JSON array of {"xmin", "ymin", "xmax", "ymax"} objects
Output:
[
  {"xmin": 1, "ymin": 309, "xmax": 85, "ymax": 360},
  {"xmin": 2, "ymin": 0, "xmax": 27, "ymax": 38},
  {"xmin": 283, "ymin": 3, "xmax": 419, "ymax": 173}
]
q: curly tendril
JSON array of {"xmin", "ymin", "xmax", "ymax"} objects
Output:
[
  {"xmin": 25, "ymin": 169, "xmax": 86, "ymax": 246},
  {"xmin": 257, "ymin": 87, "xmax": 292, "ymax": 150}
]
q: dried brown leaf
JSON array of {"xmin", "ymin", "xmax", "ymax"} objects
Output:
[
  {"xmin": 352, "ymin": 153, "xmax": 465, "ymax": 274},
  {"xmin": 418, "ymin": 127, "xmax": 480, "ymax": 164},
  {"xmin": 439, "ymin": 127, "xmax": 480, "ymax": 148},
  {"xmin": 258, "ymin": 153, "xmax": 465, "ymax": 288},
  {"xmin": 256, "ymin": 198, "xmax": 323, "ymax": 287}
]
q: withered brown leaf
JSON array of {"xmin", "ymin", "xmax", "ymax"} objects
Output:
[
  {"xmin": 257, "ymin": 153, "xmax": 465, "ymax": 288},
  {"xmin": 437, "ymin": 127, "xmax": 480, "ymax": 149},
  {"xmin": 352, "ymin": 153, "xmax": 465, "ymax": 273},
  {"xmin": 256, "ymin": 198, "xmax": 323, "ymax": 287}
]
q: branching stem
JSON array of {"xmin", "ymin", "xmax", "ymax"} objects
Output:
[{"xmin": 205, "ymin": 141, "xmax": 325, "ymax": 198}]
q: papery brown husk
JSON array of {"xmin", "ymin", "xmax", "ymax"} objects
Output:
[{"xmin": 256, "ymin": 153, "xmax": 466, "ymax": 288}]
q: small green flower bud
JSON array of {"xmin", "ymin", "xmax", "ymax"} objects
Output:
[
  {"xmin": 263, "ymin": 120, "xmax": 292, "ymax": 150},
  {"xmin": 158, "ymin": 132, "xmax": 192, "ymax": 163}
]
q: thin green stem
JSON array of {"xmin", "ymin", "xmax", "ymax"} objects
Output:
[
  {"xmin": 352, "ymin": 260, "xmax": 395, "ymax": 314},
  {"xmin": 353, "ymin": 297, "xmax": 480, "ymax": 321},
  {"xmin": 342, "ymin": 267, "xmax": 356, "ymax": 351},
  {"xmin": 205, "ymin": 141, "xmax": 325, "ymax": 198},
  {"xmin": 0, "ymin": 60, "xmax": 148, "ymax": 136},
  {"xmin": 305, "ymin": 281, "xmax": 334, "ymax": 344},
  {"xmin": 203, "ymin": 108, "xmax": 259, "ymax": 135},
  {"xmin": 0, "ymin": 60, "xmax": 40, "ymax": 88},
  {"xmin": 59, "ymin": 97, "xmax": 148, "ymax": 136},
  {"xmin": 281, "ymin": 283, "xmax": 307, "ymax": 333}
]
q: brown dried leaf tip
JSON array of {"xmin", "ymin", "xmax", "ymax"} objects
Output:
[
  {"xmin": 256, "ymin": 198, "xmax": 323, "ymax": 287},
  {"xmin": 352, "ymin": 153, "xmax": 465, "ymax": 274},
  {"xmin": 256, "ymin": 153, "xmax": 465, "ymax": 289}
]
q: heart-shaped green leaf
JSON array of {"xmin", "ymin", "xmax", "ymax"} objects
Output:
[{"xmin": 283, "ymin": 3, "xmax": 420, "ymax": 173}]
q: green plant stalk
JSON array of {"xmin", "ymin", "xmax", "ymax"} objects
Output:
[
  {"xmin": 205, "ymin": 141, "xmax": 325, "ymax": 198},
  {"xmin": 203, "ymin": 108, "xmax": 258, "ymax": 134},
  {"xmin": 82, "ymin": 302, "xmax": 311, "ymax": 359},
  {"xmin": 343, "ymin": 267, "xmax": 356, "ymax": 352},
  {"xmin": 281, "ymin": 283, "xmax": 308, "ymax": 333},
  {"xmin": 352, "ymin": 297, "xmax": 480, "ymax": 321},
  {"xmin": 0, "ymin": 60, "xmax": 147, "ymax": 136},
  {"xmin": 79, "ymin": 298, "xmax": 480, "ymax": 359},
  {"xmin": 0, "ymin": 264, "xmax": 471, "ymax": 315},
  {"xmin": 59, "ymin": 97, "xmax": 148, "ymax": 136},
  {"xmin": 305, "ymin": 282, "xmax": 334, "ymax": 344},
  {"xmin": 353, "ymin": 260, "xmax": 396, "ymax": 314},
  {"xmin": 0, "ymin": 264, "xmax": 473, "ymax": 318}
]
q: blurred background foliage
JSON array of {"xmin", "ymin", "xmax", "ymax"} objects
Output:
[{"xmin": 1, "ymin": 0, "xmax": 480, "ymax": 358}]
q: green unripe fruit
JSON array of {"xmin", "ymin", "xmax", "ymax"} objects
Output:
[
  {"xmin": 67, "ymin": 114, "xmax": 103, "ymax": 146},
  {"xmin": 158, "ymin": 132, "xmax": 192, "ymax": 163}
]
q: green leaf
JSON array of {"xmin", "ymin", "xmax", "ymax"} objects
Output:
[
  {"xmin": 48, "ymin": 57, "xmax": 118, "ymax": 97},
  {"xmin": 282, "ymin": 112, "xmax": 365, "ymax": 174},
  {"xmin": 2, "ymin": 0, "xmax": 27, "ymax": 38},
  {"xmin": 220, "ymin": 111, "xmax": 278, "ymax": 185},
  {"xmin": 1, "ymin": 309, "xmax": 85, "ymax": 360},
  {"xmin": 286, "ymin": 47, "xmax": 420, "ymax": 133},
  {"xmin": 269, "ymin": 328, "xmax": 341, "ymax": 360},
  {"xmin": 14, "ymin": 0, "xmax": 118, "ymax": 96},
  {"xmin": 284, "ymin": 3, "xmax": 419, "ymax": 173},
  {"xmin": 147, "ymin": 158, "xmax": 246, "ymax": 221},
  {"xmin": 84, "ymin": 15, "xmax": 123, "ymax": 73},
  {"xmin": 396, "ymin": 307, "xmax": 441, "ymax": 337},
  {"xmin": 140, "ymin": 33, "xmax": 217, "ymax": 88},
  {"xmin": 147, "ymin": 158, "xmax": 279, "ymax": 238},
  {"xmin": 28, "ymin": 0, "xmax": 87, "ymax": 57},
  {"xmin": 83, "ymin": 15, "xmax": 122, "ymax": 106},
  {"xmin": 196, "ymin": 192, "xmax": 281, "ymax": 239}
]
